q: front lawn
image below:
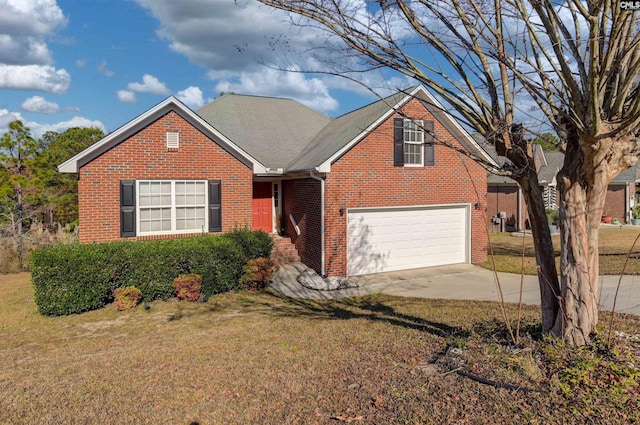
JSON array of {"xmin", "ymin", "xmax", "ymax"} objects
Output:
[
  {"xmin": 1, "ymin": 273, "xmax": 639, "ymax": 424},
  {"xmin": 482, "ymin": 227, "xmax": 640, "ymax": 275}
]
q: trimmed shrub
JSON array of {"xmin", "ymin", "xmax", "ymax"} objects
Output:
[
  {"xmin": 221, "ymin": 226, "xmax": 273, "ymax": 261},
  {"xmin": 173, "ymin": 274, "xmax": 202, "ymax": 302},
  {"xmin": 546, "ymin": 208, "xmax": 560, "ymax": 226},
  {"xmin": 31, "ymin": 242, "xmax": 122, "ymax": 316},
  {"xmin": 113, "ymin": 286, "xmax": 142, "ymax": 311},
  {"xmin": 31, "ymin": 232, "xmax": 259, "ymax": 316},
  {"xmin": 240, "ymin": 257, "xmax": 276, "ymax": 291}
]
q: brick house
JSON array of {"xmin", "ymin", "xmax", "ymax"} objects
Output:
[
  {"xmin": 59, "ymin": 86, "xmax": 494, "ymax": 277},
  {"xmin": 485, "ymin": 143, "xmax": 637, "ymax": 231}
]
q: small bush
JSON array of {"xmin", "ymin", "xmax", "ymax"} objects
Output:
[
  {"xmin": 222, "ymin": 226, "xmax": 273, "ymax": 260},
  {"xmin": 113, "ymin": 286, "xmax": 142, "ymax": 311},
  {"xmin": 173, "ymin": 274, "xmax": 202, "ymax": 302},
  {"xmin": 546, "ymin": 208, "xmax": 559, "ymax": 226},
  {"xmin": 240, "ymin": 257, "xmax": 275, "ymax": 291}
]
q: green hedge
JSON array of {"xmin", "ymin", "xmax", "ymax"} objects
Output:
[
  {"xmin": 221, "ymin": 227, "xmax": 273, "ymax": 260},
  {"xmin": 31, "ymin": 230, "xmax": 273, "ymax": 316}
]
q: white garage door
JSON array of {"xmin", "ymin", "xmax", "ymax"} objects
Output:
[{"xmin": 347, "ymin": 205, "xmax": 469, "ymax": 276}]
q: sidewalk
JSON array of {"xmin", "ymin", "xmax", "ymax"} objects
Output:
[{"xmin": 270, "ymin": 263, "xmax": 640, "ymax": 315}]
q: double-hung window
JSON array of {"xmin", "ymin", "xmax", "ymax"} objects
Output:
[
  {"xmin": 403, "ymin": 119, "xmax": 424, "ymax": 166},
  {"xmin": 137, "ymin": 180, "xmax": 207, "ymax": 235}
]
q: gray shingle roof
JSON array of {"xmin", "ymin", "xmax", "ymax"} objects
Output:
[
  {"xmin": 286, "ymin": 91, "xmax": 408, "ymax": 172},
  {"xmin": 544, "ymin": 151, "xmax": 564, "ymax": 168},
  {"xmin": 474, "ymin": 136, "xmax": 513, "ymax": 184},
  {"xmin": 484, "ymin": 142, "xmax": 637, "ymax": 186},
  {"xmin": 196, "ymin": 94, "xmax": 331, "ymax": 169},
  {"xmin": 196, "ymin": 87, "xmax": 493, "ymax": 173},
  {"xmin": 612, "ymin": 165, "xmax": 637, "ymax": 183}
]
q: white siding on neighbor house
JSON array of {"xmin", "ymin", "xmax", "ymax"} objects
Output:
[
  {"xmin": 346, "ymin": 204, "xmax": 470, "ymax": 276},
  {"xmin": 544, "ymin": 185, "xmax": 557, "ymax": 210}
]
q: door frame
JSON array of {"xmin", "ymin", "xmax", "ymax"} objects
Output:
[
  {"xmin": 271, "ymin": 180, "xmax": 282, "ymax": 233},
  {"xmin": 251, "ymin": 180, "xmax": 282, "ymax": 233}
]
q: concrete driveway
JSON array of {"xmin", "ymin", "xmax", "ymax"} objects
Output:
[{"xmin": 270, "ymin": 262, "xmax": 640, "ymax": 315}]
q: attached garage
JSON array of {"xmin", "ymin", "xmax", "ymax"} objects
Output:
[{"xmin": 347, "ymin": 204, "xmax": 470, "ymax": 276}]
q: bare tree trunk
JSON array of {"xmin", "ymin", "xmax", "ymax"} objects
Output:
[
  {"xmin": 16, "ymin": 183, "xmax": 24, "ymax": 271},
  {"xmin": 517, "ymin": 171, "xmax": 561, "ymax": 333},
  {"xmin": 553, "ymin": 135, "xmax": 605, "ymax": 345}
]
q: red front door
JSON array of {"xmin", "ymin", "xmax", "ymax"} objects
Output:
[{"xmin": 252, "ymin": 182, "xmax": 272, "ymax": 232}]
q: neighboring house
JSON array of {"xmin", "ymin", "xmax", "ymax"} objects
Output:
[
  {"xmin": 485, "ymin": 144, "xmax": 636, "ymax": 231},
  {"xmin": 607, "ymin": 166, "xmax": 638, "ymax": 222},
  {"xmin": 59, "ymin": 86, "xmax": 495, "ymax": 277}
]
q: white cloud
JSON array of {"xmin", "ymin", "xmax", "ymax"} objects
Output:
[
  {"xmin": 176, "ymin": 86, "xmax": 204, "ymax": 109},
  {"xmin": 21, "ymin": 96, "xmax": 60, "ymax": 113},
  {"xmin": 127, "ymin": 74, "xmax": 171, "ymax": 95},
  {"xmin": 117, "ymin": 90, "xmax": 137, "ymax": 103},
  {"xmin": 134, "ymin": 0, "xmax": 304, "ymax": 71},
  {"xmin": 0, "ymin": 0, "xmax": 69, "ymax": 92},
  {"xmin": 0, "ymin": 109, "xmax": 104, "ymax": 139},
  {"xmin": 133, "ymin": 0, "xmax": 343, "ymax": 111},
  {"xmin": 0, "ymin": 108, "xmax": 24, "ymax": 129},
  {"xmin": 0, "ymin": 0, "xmax": 67, "ymax": 65},
  {"xmin": 0, "ymin": 64, "xmax": 70, "ymax": 93},
  {"xmin": 34, "ymin": 116, "xmax": 105, "ymax": 137},
  {"xmin": 215, "ymin": 68, "xmax": 339, "ymax": 113},
  {"xmin": 0, "ymin": 34, "xmax": 52, "ymax": 65},
  {"xmin": 75, "ymin": 59, "xmax": 86, "ymax": 68},
  {"xmin": 0, "ymin": 0, "xmax": 67, "ymax": 37},
  {"xmin": 97, "ymin": 60, "xmax": 115, "ymax": 77}
]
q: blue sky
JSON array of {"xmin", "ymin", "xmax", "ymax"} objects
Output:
[{"xmin": 0, "ymin": 0, "xmax": 399, "ymax": 139}]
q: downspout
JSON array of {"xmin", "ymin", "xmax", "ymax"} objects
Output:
[
  {"xmin": 625, "ymin": 183, "xmax": 630, "ymax": 223},
  {"xmin": 518, "ymin": 186, "xmax": 523, "ymax": 231},
  {"xmin": 310, "ymin": 170, "xmax": 326, "ymax": 276}
]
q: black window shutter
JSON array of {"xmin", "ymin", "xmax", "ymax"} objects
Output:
[
  {"xmin": 120, "ymin": 180, "xmax": 136, "ymax": 237},
  {"xmin": 208, "ymin": 180, "xmax": 222, "ymax": 232},
  {"xmin": 393, "ymin": 118, "xmax": 404, "ymax": 166},
  {"xmin": 424, "ymin": 120, "xmax": 435, "ymax": 166}
]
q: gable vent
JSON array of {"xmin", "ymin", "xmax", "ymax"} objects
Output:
[{"xmin": 166, "ymin": 131, "xmax": 179, "ymax": 149}]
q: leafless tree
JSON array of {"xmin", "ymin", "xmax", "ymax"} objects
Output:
[{"xmin": 258, "ymin": 0, "xmax": 640, "ymax": 346}]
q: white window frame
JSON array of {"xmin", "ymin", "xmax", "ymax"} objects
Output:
[
  {"xmin": 403, "ymin": 119, "xmax": 424, "ymax": 167},
  {"xmin": 137, "ymin": 180, "xmax": 208, "ymax": 236}
]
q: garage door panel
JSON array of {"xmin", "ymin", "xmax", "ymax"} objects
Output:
[{"xmin": 347, "ymin": 205, "xmax": 469, "ymax": 276}]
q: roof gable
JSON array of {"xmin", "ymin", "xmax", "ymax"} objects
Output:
[
  {"xmin": 287, "ymin": 86, "xmax": 496, "ymax": 172},
  {"xmin": 286, "ymin": 91, "xmax": 408, "ymax": 172},
  {"xmin": 58, "ymin": 96, "xmax": 267, "ymax": 174}
]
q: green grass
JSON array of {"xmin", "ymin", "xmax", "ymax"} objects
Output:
[
  {"xmin": 482, "ymin": 227, "xmax": 640, "ymax": 275},
  {"xmin": 1, "ymin": 273, "xmax": 639, "ymax": 424}
]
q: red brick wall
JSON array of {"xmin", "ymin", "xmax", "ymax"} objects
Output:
[
  {"xmin": 487, "ymin": 185, "xmax": 521, "ymax": 232},
  {"xmin": 324, "ymin": 98, "xmax": 488, "ymax": 276},
  {"xmin": 281, "ymin": 178, "xmax": 322, "ymax": 273},
  {"xmin": 604, "ymin": 184, "xmax": 629, "ymax": 223},
  {"xmin": 78, "ymin": 111, "xmax": 253, "ymax": 243}
]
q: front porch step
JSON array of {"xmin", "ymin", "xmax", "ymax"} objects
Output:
[{"xmin": 271, "ymin": 235, "xmax": 301, "ymax": 266}]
